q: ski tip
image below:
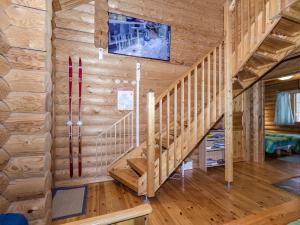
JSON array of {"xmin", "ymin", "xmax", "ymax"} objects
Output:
[
  {"xmin": 79, "ymin": 57, "xmax": 82, "ymax": 66},
  {"xmin": 69, "ymin": 56, "xmax": 72, "ymax": 65}
]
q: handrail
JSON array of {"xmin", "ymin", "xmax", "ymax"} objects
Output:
[
  {"xmin": 61, "ymin": 204, "xmax": 152, "ymax": 225},
  {"xmin": 95, "ymin": 111, "xmax": 134, "ymax": 177}
]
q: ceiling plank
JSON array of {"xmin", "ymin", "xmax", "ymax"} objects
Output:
[{"xmin": 54, "ymin": 0, "xmax": 94, "ymax": 12}]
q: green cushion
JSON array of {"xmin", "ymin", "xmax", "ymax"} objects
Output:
[{"xmin": 288, "ymin": 219, "xmax": 300, "ymax": 225}]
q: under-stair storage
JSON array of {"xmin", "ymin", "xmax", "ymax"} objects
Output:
[{"xmin": 205, "ymin": 129, "xmax": 225, "ymax": 168}]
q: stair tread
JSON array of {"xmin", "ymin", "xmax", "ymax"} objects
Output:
[
  {"xmin": 109, "ymin": 168, "xmax": 139, "ymax": 192},
  {"xmin": 237, "ymin": 67, "xmax": 259, "ymax": 82},
  {"xmin": 247, "ymin": 52, "xmax": 277, "ymax": 70},
  {"xmin": 259, "ymin": 34, "xmax": 296, "ymax": 54},
  {"xmin": 282, "ymin": 2, "xmax": 300, "ymax": 23},
  {"xmin": 127, "ymin": 158, "xmax": 147, "ymax": 175},
  {"xmin": 273, "ymin": 18, "xmax": 300, "ymax": 37}
]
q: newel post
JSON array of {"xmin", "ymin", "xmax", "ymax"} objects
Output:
[
  {"xmin": 224, "ymin": 0, "xmax": 234, "ymax": 187},
  {"xmin": 147, "ymin": 90, "xmax": 155, "ymax": 197}
]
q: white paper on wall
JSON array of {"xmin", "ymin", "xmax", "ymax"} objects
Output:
[{"xmin": 118, "ymin": 89, "xmax": 134, "ymax": 110}]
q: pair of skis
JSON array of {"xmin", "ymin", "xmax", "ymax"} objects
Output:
[{"xmin": 68, "ymin": 57, "xmax": 83, "ymax": 178}]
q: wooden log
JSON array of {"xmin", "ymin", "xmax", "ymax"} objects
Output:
[
  {"xmin": 4, "ymin": 153, "xmax": 51, "ymax": 180},
  {"xmin": 7, "ymin": 191, "xmax": 51, "ymax": 221},
  {"xmin": 0, "ymin": 195, "xmax": 9, "ymax": 212},
  {"xmin": 2, "ymin": 172, "xmax": 51, "ymax": 201},
  {"xmin": 5, "ymin": 47, "xmax": 47, "ymax": 71},
  {"xmin": 3, "ymin": 26, "xmax": 46, "ymax": 51},
  {"xmin": 0, "ymin": 124, "xmax": 9, "ymax": 147},
  {"xmin": 4, "ymin": 69, "xmax": 51, "ymax": 93},
  {"xmin": 0, "ymin": 8, "xmax": 10, "ymax": 30},
  {"xmin": 0, "ymin": 172, "xmax": 9, "ymax": 193},
  {"xmin": 3, "ymin": 112, "xmax": 51, "ymax": 134},
  {"xmin": 0, "ymin": 101, "xmax": 10, "ymax": 122},
  {"xmin": 0, "ymin": 77, "xmax": 10, "ymax": 100},
  {"xmin": 7, "ymin": 0, "xmax": 46, "ymax": 10},
  {"xmin": 4, "ymin": 4, "xmax": 46, "ymax": 29},
  {"xmin": 0, "ymin": 31, "xmax": 10, "ymax": 54},
  {"xmin": 4, "ymin": 92, "xmax": 51, "ymax": 113},
  {"xmin": 30, "ymin": 209, "xmax": 51, "ymax": 225},
  {"xmin": 0, "ymin": 55, "xmax": 11, "ymax": 77},
  {"xmin": 55, "ymin": 166, "xmax": 107, "ymax": 180},
  {"xmin": 0, "ymin": 149, "xmax": 10, "ymax": 170},
  {"xmin": 3, "ymin": 133, "xmax": 52, "ymax": 157}
]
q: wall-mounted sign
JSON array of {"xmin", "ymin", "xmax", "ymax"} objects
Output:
[{"xmin": 118, "ymin": 89, "xmax": 134, "ymax": 110}]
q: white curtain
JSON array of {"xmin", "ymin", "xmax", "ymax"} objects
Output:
[{"xmin": 274, "ymin": 92, "xmax": 295, "ymax": 125}]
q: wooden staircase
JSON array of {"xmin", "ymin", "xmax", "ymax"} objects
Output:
[{"xmin": 107, "ymin": 0, "xmax": 300, "ymax": 197}]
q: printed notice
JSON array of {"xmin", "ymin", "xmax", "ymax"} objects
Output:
[{"xmin": 118, "ymin": 89, "xmax": 134, "ymax": 110}]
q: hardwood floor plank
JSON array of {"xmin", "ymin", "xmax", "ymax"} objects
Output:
[{"xmin": 53, "ymin": 160, "xmax": 300, "ymax": 225}]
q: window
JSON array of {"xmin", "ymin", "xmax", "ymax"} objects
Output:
[{"xmin": 295, "ymin": 93, "xmax": 300, "ymax": 122}]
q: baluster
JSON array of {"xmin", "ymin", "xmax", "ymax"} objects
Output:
[
  {"xmin": 131, "ymin": 112, "xmax": 134, "ymax": 148},
  {"xmin": 213, "ymin": 48, "xmax": 217, "ymax": 122},
  {"xmin": 114, "ymin": 125, "xmax": 117, "ymax": 160},
  {"xmin": 105, "ymin": 131, "xmax": 108, "ymax": 169},
  {"xmin": 159, "ymin": 99, "xmax": 163, "ymax": 184},
  {"xmin": 219, "ymin": 44, "xmax": 223, "ymax": 116},
  {"xmin": 194, "ymin": 67, "xmax": 198, "ymax": 142},
  {"xmin": 166, "ymin": 92, "xmax": 170, "ymax": 174},
  {"xmin": 147, "ymin": 91, "xmax": 155, "ymax": 197},
  {"xmin": 174, "ymin": 85, "xmax": 178, "ymax": 166},
  {"xmin": 119, "ymin": 122, "xmax": 122, "ymax": 155},
  {"xmin": 241, "ymin": 0, "xmax": 245, "ymax": 60},
  {"xmin": 127, "ymin": 115, "xmax": 130, "ymax": 151},
  {"xmin": 207, "ymin": 54, "xmax": 211, "ymax": 130},
  {"xmin": 123, "ymin": 118, "xmax": 126, "ymax": 153},
  {"xmin": 201, "ymin": 60, "xmax": 205, "ymax": 136},
  {"xmin": 187, "ymin": 73, "xmax": 191, "ymax": 134},
  {"xmin": 262, "ymin": 0, "xmax": 266, "ymax": 33},
  {"xmin": 180, "ymin": 78, "xmax": 185, "ymax": 158}
]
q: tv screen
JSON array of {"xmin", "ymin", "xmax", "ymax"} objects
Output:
[{"xmin": 108, "ymin": 13, "xmax": 171, "ymax": 61}]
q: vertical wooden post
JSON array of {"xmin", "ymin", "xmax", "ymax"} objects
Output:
[
  {"xmin": 194, "ymin": 67, "xmax": 198, "ymax": 142},
  {"xmin": 159, "ymin": 99, "xmax": 163, "ymax": 184},
  {"xmin": 180, "ymin": 79, "xmax": 185, "ymax": 157},
  {"xmin": 166, "ymin": 92, "xmax": 170, "ymax": 174},
  {"xmin": 224, "ymin": 0, "xmax": 234, "ymax": 186},
  {"xmin": 218, "ymin": 44, "xmax": 223, "ymax": 116},
  {"xmin": 252, "ymin": 81, "xmax": 265, "ymax": 163},
  {"xmin": 147, "ymin": 91, "xmax": 155, "ymax": 197},
  {"xmin": 213, "ymin": 48, "xmax": 217, "ymax": 122},
  {"xmin": 201, "ymin": 61, "xmax": 205, "ymax": 136},
  {"xmin": 207, "ymin": 54, "xmax": 211, "ymax": 129},
  {"xmin": 243, "ymin": 89, "xmax": 251, "ymax": 161},
  {"xmin": 174, "ymin": 85, "xmax": 178, "ymax": 166}
]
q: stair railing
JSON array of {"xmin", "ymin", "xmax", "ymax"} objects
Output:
[
  {"xmin": 146, "ymin": 42, "xmax": 225, "ymax": 197},
  {"xmin": 229, "ymin": 0, "xmax": 289, "ymax": 77},
  {"xmin": 95, "ymin": 111, "xmax": 134, "ymax": 177}
]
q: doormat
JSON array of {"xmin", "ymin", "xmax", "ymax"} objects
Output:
[
  {"xmin": 273, "ymin": 176, "xmax": 300, "ymax": 196},
  {"xmin": 278, "ymin": 155, "xmax": 300, "ymax": 164},
  {"xmin": 52, "ymin": 185, "xmax": 88, "ymax": 220}
]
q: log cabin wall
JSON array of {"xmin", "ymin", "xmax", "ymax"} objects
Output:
[
  {"xmin": 0, "ymin": 0, "xmax": 52, "ymax": 224},
  {"xmin": 264, "ymin": 79, "xmax": 300, "ymax": 133},
  {"xmin": 52, "ymin": 1, "xmax": 225, "ymax": 186}
]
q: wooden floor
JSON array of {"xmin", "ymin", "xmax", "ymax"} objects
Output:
[{"xmin": 53, "ymin": 159, "xmax": 300, "ymax": 225}]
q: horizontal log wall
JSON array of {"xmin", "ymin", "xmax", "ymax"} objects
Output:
[
  {"xmin": 52, "ymin": 1, "xmax": 224, "ymax": 186},
  {"xmin": 0, "ymin": 0, "xmax": 52, "ymax": 224},
  {"xmin": 264, "ymin": 79, "xmax": 300, "ymax": 133}
]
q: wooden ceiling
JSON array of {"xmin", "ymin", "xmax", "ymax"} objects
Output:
[{"xmin": 53, "ymin": 0, "xmax": 94, "ymax": 12}]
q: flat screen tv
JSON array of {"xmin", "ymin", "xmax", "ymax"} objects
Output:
[{"xmin": 108, "ymin": 13, "xmax": 171, "ymax": 61}]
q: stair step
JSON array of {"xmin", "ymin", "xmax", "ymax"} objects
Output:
[
  {"xmin": 109, "ymin": 168, "xmax": 139, "ymax": 192},
  {"xmin": 273, "ymin": 18, "xmax": 300, "ymax": 37},
  {"xmin": 127, "ymin": 158, "xmax": 147, "ymax": 175},
  {"xmin": 247, "ymin": 52, "xmax": 277, "ymax": 70},
  {"xmin": 282, "ymin": 2, "xmax": 300, "ymax": 23},
  {"xmin": 233, "ymin": 78, "xmax": 244, "ymax": 90},
  {"xmin": 237, "ymin": 67, "xmax": 259, "ymax": 82},
  {"xmin": 259, "ymin": 34, "xmax": 296, "ymax": 54}
]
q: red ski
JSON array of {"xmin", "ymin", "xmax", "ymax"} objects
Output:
[
  {"xmin": 67, "ymin": 57, "xmax": 74, "ymax": 178},
  {"xmin": 77, "ymin": 58, "xmax": 83, "ymax": 177}
]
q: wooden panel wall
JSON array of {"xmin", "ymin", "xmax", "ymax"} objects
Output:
[
  {"xmin": 264, "ymin": 79, "xmax": 300, "ymax": 133},
  {"xmin": 0, "ymin": 1, "xmax": 52, "ymax": 224},
  {"xmin": 52, "ymin": 1, "xmax": 225, "ymax": 186}
]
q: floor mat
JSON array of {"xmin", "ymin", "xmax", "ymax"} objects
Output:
[
  {"xmin": 274, "ymin": 176, "xmax": 300, "ymax": 196},
  {"xmin": 278, "ymin": 155, "xmax": 300, "ymax": 164},
  {"xmin": 52, "ymin": 186, "xmax": 88, "ymax": 220}
]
